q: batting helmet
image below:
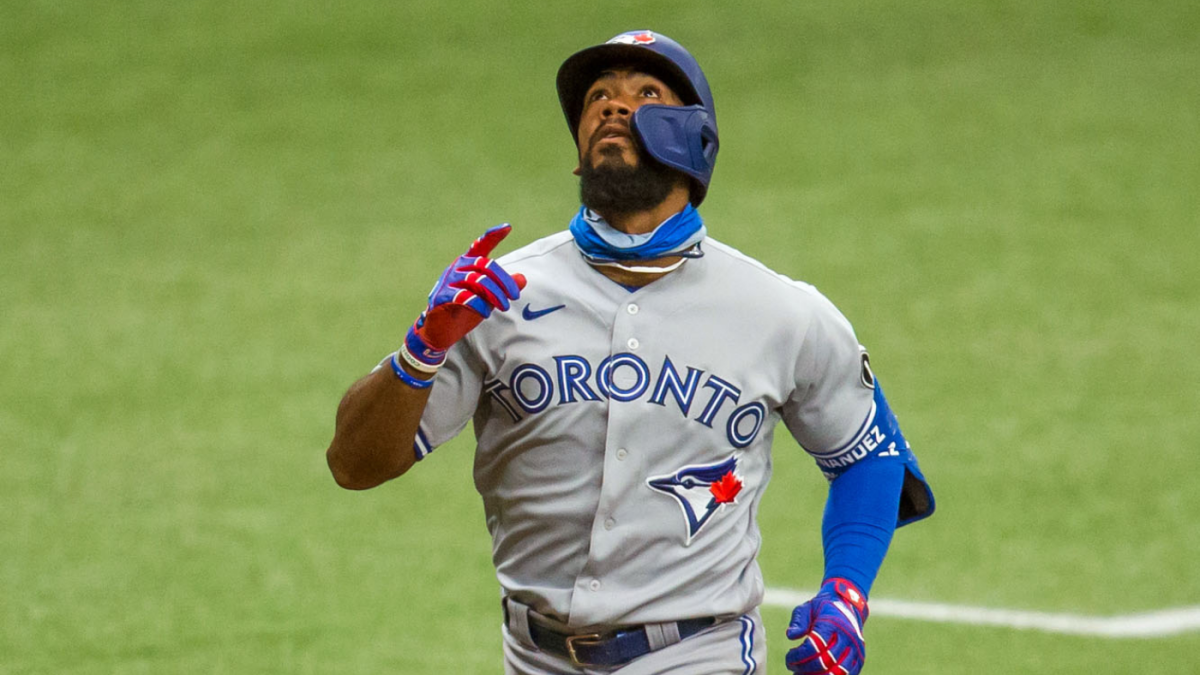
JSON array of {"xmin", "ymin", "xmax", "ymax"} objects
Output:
[{"xmin": 556, "ymin": 30, "xmax": 719, "ymax": 205}]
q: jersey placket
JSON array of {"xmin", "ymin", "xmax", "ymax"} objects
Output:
[{"xmin": 567, "ymin": 291, "xmax": 652, "ymax": 625}]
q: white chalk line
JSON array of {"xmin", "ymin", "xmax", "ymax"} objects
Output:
[{"xmin": 763, "ymin": 587, "xmax": 1200, "ymax": 638}]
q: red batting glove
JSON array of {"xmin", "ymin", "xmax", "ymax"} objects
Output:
[{"xmin": 403, "ymin": 224, "xmax": 527, "ymax": 369}]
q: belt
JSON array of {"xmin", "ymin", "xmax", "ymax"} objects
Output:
[{"xmin": 526, "ymin": 615, "xmax": 717, "ymax": 668}]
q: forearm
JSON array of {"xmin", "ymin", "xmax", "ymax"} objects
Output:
[
  {"xmin": 821, "ymin": 459, "xmax": 904, "ymax": 595},
  {"xmin": 326, "ymin": 224, "xmax": 526, "ymax": 490},
  {"xmin": 326, "ymin": 359, "xmax": 433, "ymax": 490}
]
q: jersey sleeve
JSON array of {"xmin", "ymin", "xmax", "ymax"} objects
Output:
[
  {"xmin": 414, "ymin": 335, "xmax": 486, "ymax": 461},
  {"xmin": 374, "ymin": 336, "xmax": 484, "ymax": 462},
  {"xmin": 781, "ymin": 292, "xmax": 935, "ymax": 527},
  {"xmin": 781, "ymin": 293, "xmax": 874, "ymax": 455}
]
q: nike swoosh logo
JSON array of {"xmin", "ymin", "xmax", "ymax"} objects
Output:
[{"xmin": 522, "ymin": 303, "xmax": 566, "ymax": 320}]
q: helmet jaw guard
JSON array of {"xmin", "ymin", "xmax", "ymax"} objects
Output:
[
  {"xmin": 557, "ymin": 30, "xmax": 719, "ymax": 205},
  {"xmin": 631, "ymin": 103, "xmax": 719, "ymax": 193}
]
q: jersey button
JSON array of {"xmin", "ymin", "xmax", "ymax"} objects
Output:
[
  {"xmin": 627, "ymin": 338, "xmax": 639, "ymax": 350},
  {"xmin": 589, "ymin": 579, "xmax": 601, "ymax": 591},
  {"xmin": 627, "ymin": 304, "xmax": 639, "ymax": 315},
  {"xmin": 616, "ymin": 448, "xmax": 628, "ymax": 460},
  {"xmin": 604, "ymin": 518, "xmax": 615, "ymax": 530}
]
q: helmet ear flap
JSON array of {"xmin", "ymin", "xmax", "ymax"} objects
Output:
[
  {"xmin": 698, "ymin": 120, "xmax": 718, "ymax": 170},
  {"xmin": 632, "ymin": 104, "xmax": 719, "ymax": 195},
  {"xmin": 688, "ymin": 109, "xmax": 719, "ymax": 174}
]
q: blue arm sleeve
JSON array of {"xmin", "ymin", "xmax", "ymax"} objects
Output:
[{"xmin": 821, "ymin": 457, "xmax": 905, "ymax": 596}]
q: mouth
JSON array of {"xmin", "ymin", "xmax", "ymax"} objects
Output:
[{"xmin": 591, "ymin": 124, "xmax": 632, "ymax": 147}]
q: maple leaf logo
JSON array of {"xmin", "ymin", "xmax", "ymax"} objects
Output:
[
  {"xmin": 648, "ymin": 455, "xmax": 745, "ymax": 544},
  {"xmin": 709, "ymin": 471, "xmax": 743, "ymax": 504},
  {"xmin": 607, "ymin": 32, "xmax": 657, "ymax": 47}
]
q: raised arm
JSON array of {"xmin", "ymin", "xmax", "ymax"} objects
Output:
[
  {"xmin": 326, "ymin": 358, "xmax": 433, "ymax": 489},
  {"xmin": 326, "ymin": 224, "xmax": 527, "ymax": 489}
]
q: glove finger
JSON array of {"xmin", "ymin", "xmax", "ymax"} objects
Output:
[
  {"xmin": 786, "ymin": 602, "xmax": 816, "ymax": 640},
  {"xmin": 457, "ymin": 259, "xmax": 521, "ymax": 300},
  {"xmin": 472, "ymin": 275, "xmax": 511, "ymax": 311},
  {"xmin": 465, "ymin": 223, "xmax": 512, "ymax": 258},
  {"xmin": 486, "ymin": 259, "xmax": 522, "ymax": 298},
  {"xmin": 785, "ymin": 632, "xmax": 849, "ymax": 675},
  {"xmin": 784, "ymin": 632, "xmax": 822, "ymax": 669},
  {"xmin": 429, "ymin": 280, "xmax": 462, "ymax": 308},
  {"xmin": 787, "ymin": 644, "xmax": 833, "ymax": 674},
  {"xmin": 460, "ymin": 292, "xmax": 495, "ymax": 319},
  {"xmin": 784, "ymin": 644, "xmax": 811, "ymax": 673},
  {"xmin": 452, "ymin": 275, "xmax": 510, "ymax": 311},
  {"xmin": 512, "ymin": 273, "xmax": 527, "ymax": 291}
]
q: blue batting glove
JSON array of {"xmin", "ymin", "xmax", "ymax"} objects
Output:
[
  {"xmin": 785, "ymin": 578, "xmax": 869, "ymax": 675},
  {"xmin": 404, "ymin": 224, "xmax": 527, "ymax": 369}
]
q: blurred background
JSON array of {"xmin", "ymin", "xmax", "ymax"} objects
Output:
[{"xmin": 3, "ymin": 0, "xmax": 1198, "ymax": 672}]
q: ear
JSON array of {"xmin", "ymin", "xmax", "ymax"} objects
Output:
[{"xmin": 573, "ymin": 142, "xmax": 586, "ymax": 176}]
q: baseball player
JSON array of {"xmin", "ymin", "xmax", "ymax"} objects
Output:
[{"xmin": 327, "ymin": 30, "xmax": 934, "ymax": 674}]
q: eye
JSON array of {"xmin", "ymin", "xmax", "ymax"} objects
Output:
[
  {"xmin": 641, "ymin": 86, "xmax": 660, "ymax": 98},
  {"xmin": 588, "ymin": 89, "xmax": 609, "ymax": 103}
]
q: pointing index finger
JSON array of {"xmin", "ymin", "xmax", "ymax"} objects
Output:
[{"xmin": 466, "ymin": 223, "xmax": 512, "ymax": 257}]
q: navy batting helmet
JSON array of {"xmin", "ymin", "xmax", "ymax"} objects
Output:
[{"xmin": 556, "ymin": 30, "xmax": 719, "ymax": 205}]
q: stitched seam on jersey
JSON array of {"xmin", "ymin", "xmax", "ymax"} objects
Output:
[
  {"xmin": 738, "ymin": 615, "xmax": 757, "ymax": 674},
  {"xmin": 704, "ymin": 239, "xmax": 856, "ymax": 334},
  {"xmin": 687, "ymin": 240, "xmax": 827, "ymax": 405},
  {"xmin": 703, "ymin": 239, "xmax": 824, "ymax": 296},
  {"xmin": 493, "ymin": 231, "xmax": 576, "ymax": 266},
  {"xmin": 418, "ymin": 337, "xmax": 479, "ymax": 450},
  {"xmin": 805, "ymin": 401, "xmax": 877, "ymax": 459}
]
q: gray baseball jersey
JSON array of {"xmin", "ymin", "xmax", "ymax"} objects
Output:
[{"xmin": 410, "ymin": 231, "xmax": 874, "ymax": 629}]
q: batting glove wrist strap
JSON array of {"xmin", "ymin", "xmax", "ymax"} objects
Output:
[
  {"xmin": 784, "ymin": 578, "xmax": 869, "ymax": 675},
  {"xmin": 403, "ymin": 326, "xmax": 447, "ymax": 371},
  {"xmin": 826, "ymin": 578, "xmax": 869, "ymax": 623}
]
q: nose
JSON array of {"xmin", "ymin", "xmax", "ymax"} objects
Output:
[{"xmin": 601, "ymin": 97, "xmax": 633, "ymax": 119}]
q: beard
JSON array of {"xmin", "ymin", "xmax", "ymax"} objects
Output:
[{"xmin": 578, "ymin": 142, "xmax": 687, "ymax": 216}]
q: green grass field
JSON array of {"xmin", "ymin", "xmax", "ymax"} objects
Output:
[{"xmin": 4, "ymin": 0, "xmax": 1199, "ymax": 672}]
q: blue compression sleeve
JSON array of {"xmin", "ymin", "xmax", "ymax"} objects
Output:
[{"xmin": 821, "ymin": 458, "xmax": 905, "ymax": 596}]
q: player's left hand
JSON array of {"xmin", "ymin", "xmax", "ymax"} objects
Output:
[
  {"xmin": 403, "ymin": 224, "xmax": 527, "ymax": 369},
  {"xmin": 784, "ymin": 578, "xmax": 869, "ymax": 674}
]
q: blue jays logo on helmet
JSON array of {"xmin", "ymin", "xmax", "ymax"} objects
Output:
[
  {"xmin": 647, "ymin": 454, "xmax": 744, "ymax": 545},
  {"xmin": 606, "ymin": 31, "xmax": 657, "ymax": 46},
  {"xmin": 556, "ymin": 30, "xmax": 719, "ymax": 205}
]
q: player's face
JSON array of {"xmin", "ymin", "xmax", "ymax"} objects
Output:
[{"xmin": 577, "ymin": 69, "xmax": 685, "ymax": 170}]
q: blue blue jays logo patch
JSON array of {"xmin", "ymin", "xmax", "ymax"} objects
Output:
[{"xmin": 647, "ymin": 455, "xmax": 744, "ymax": 545}]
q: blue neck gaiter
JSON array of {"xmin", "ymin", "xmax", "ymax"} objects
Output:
[{"xmin": 569, "ymin": 204, "xmax": 706, "ymax": 263}]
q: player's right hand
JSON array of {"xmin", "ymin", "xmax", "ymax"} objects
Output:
[
  {"xmin": 404, "ymin": 224, "xmax": 527, "ymax": 370},
  {"xmin": 784, "ymin": 578, "xmax": 869, "ymax": 675}
]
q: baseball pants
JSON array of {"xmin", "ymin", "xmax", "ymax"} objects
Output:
[{"xmin": 502, "ymin": 609, "xmax": 766, "ymax": 675}]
